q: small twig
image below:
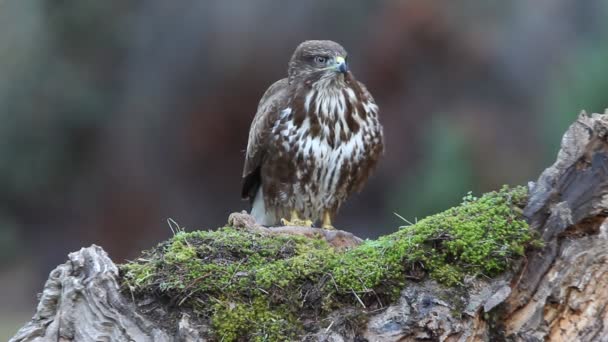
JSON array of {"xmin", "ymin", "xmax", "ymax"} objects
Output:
[
  {"xmin": 394, "ymin": 212, "xmax": 415, "ymax": 228},
  {"xmin": 221, "ymin": 259, "xmax": 246, "ymax": 290},
  {"xmin": 351, "ymin": 289, "xmax": 366, "ymax": 308},
  {"xmin": 129, "ymin": 285, "xmax": 136, "ymax": 303},
  {"xmin": 326, "ymin": 273, "xmax": 340, "ymax": 292},
  {"xmin": 357, "ymin": 276, "xmax": 371, "ymax": 292},
  {"xmin": 371, "ymin": 289, "xmax": 384, "ymax": 308},
  {"xmin": 301, "ymin": 289, "xmax": 311, "ymax": 307},
  {"xmin": 513, "ymin": 254, "xmax": 529, "ymax": 289},
  {"xmin": 167, "ymin": 218, "xmax": 184, "ymax": 235}
]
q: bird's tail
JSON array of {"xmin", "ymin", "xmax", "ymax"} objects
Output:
[{"xmin": 250, "ymin": 187, "xmax": 276, "ymax": 226}]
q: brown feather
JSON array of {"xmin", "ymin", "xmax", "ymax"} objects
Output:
[{"xmin": 242, "ymin": 40, "xmax": 384, "ymax": 226}]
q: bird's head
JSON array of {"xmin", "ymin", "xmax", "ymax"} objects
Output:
[{"xmin": 288, "ymin": 40, "xmax": 350, "ymax": 86}]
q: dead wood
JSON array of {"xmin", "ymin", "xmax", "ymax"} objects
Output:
[{"xmin": 11, "ymin": 112, "xmax": 608, "ymax": 341}]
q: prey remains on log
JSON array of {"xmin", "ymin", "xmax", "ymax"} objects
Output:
[
  {"xmin": 241, "ymin": 40, "xmax": 384, "ymax": 229},
  {"xmin": 10, "ymin": 112, "xmax": 608, "ymax": 341}
]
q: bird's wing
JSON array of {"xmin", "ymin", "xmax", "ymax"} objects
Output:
[
  {"xmin": 241, "ymin": 78, "xmax": 289, "ymax": 200},
  {"xmin": 356, "ymin": 80, "xmax": 376, "ymax": 103}
]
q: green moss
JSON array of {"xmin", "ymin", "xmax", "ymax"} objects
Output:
[
  {"xmin": 211, "ymin": 298, "xmax": 298, "ymax": 341},
  {"xmin": 121, "ymin": 185, "xmax": 534, "ymax": 341}
]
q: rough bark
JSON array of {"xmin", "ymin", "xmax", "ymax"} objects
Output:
[{"xmin": 11, "ymin": 112, "xmax": 608, "ymax": 341}]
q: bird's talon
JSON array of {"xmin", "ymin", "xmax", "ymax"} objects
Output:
[
  {"xmin": 281, "ymin": 218, "xmax": 313, "ymax": 227},
  {"xmin": 322, "ymin": 224, "xmax": 336, "ymax": 230}
]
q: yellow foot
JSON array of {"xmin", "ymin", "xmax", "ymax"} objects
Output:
[
  {"xmin": 281, "ymin": 210, "xmax": 313, "ymax": 227},
  {"xmin": 280, "ymin": 217, "xmax": 314, "ymax": 227},
  {"xmin": 321, "ymin": 210, "xmax": 335, "ymax": 230}
]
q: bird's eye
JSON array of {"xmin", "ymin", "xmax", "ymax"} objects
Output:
[{"xmin": 314, "ymin": 56, "xmax": 328, "ymax": 64}]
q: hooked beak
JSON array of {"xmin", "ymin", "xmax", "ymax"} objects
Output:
[{"xmin": 335, "ymin": 56, "xmax": 348, "ymax": 74}]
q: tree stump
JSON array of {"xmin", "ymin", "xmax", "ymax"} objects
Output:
[{"xmin": 11, "ymin": 112, "xmax": 608, "ymax": 341}]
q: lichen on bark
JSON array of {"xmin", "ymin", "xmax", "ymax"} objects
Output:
[{"xmin": 120, "ymin": 185, "xmax": 534, "ymax": 341}]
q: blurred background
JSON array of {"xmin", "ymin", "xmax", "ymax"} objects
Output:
[{"xmin": 2, "ymin": 0, "xmax": 608, "ymax": 337}]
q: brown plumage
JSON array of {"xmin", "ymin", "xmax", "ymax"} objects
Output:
[{"xmin": 242, "ymin": 40, "xmax": 384, "ymax": 228}]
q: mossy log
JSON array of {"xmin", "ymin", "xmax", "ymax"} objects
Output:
[{"xmin": 11, "ymin": 112, "xmax": 608, "ymax": 341}]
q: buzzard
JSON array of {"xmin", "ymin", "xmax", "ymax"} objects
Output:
[{"xmin": 242, "ymin": 40, "xmax": 384, "ymax": 229}]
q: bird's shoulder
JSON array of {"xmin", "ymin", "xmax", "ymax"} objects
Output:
[
  {"xmin": 259, "ymin": 78, "xmax": 289, "ymax": 109},
  {"xmin": 350, "ymin": 78, "xmax": 376, "ymax": 105}
]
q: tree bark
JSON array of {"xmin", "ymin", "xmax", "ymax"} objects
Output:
[{"xmin": 11, "ymin": 112, "xmax": 608, "ymax": 341}]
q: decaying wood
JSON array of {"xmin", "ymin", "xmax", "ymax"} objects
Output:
[
  {"xmin": 9, "ymin": 245, "xmax": 173, "ymax": 342},
  {"xmin": 11, "ymin": 112, "xmax": 608, "ymax": 341},
  {"xmin": 502, "ymin": 111, "xmax": 608, "ymax": 341}
]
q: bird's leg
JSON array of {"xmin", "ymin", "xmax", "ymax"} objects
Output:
[
  {"xmin": 322, "ymin": 211, "xmax": 335, "ymax": 230},
  {"xmin": 280, "ymin": 210, "xmax": 313, "ymax": 227}
]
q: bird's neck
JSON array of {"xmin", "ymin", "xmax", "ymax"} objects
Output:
[
  {"xmin": 286, "ymin": 77, "xmax": 369, "ymax": 148},
  {"xmin": 302, "ymin": 83, "xmax": 350, "ymax": 122}
]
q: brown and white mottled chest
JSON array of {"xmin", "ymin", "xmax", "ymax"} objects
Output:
[{"xmin": 264, "ymin": 79, "xmax": 383, "ymax": 219}]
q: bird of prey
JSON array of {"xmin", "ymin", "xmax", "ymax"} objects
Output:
[{"xmin": 241, "ymin": 40, "xmax": 384, "ymax": 229}]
